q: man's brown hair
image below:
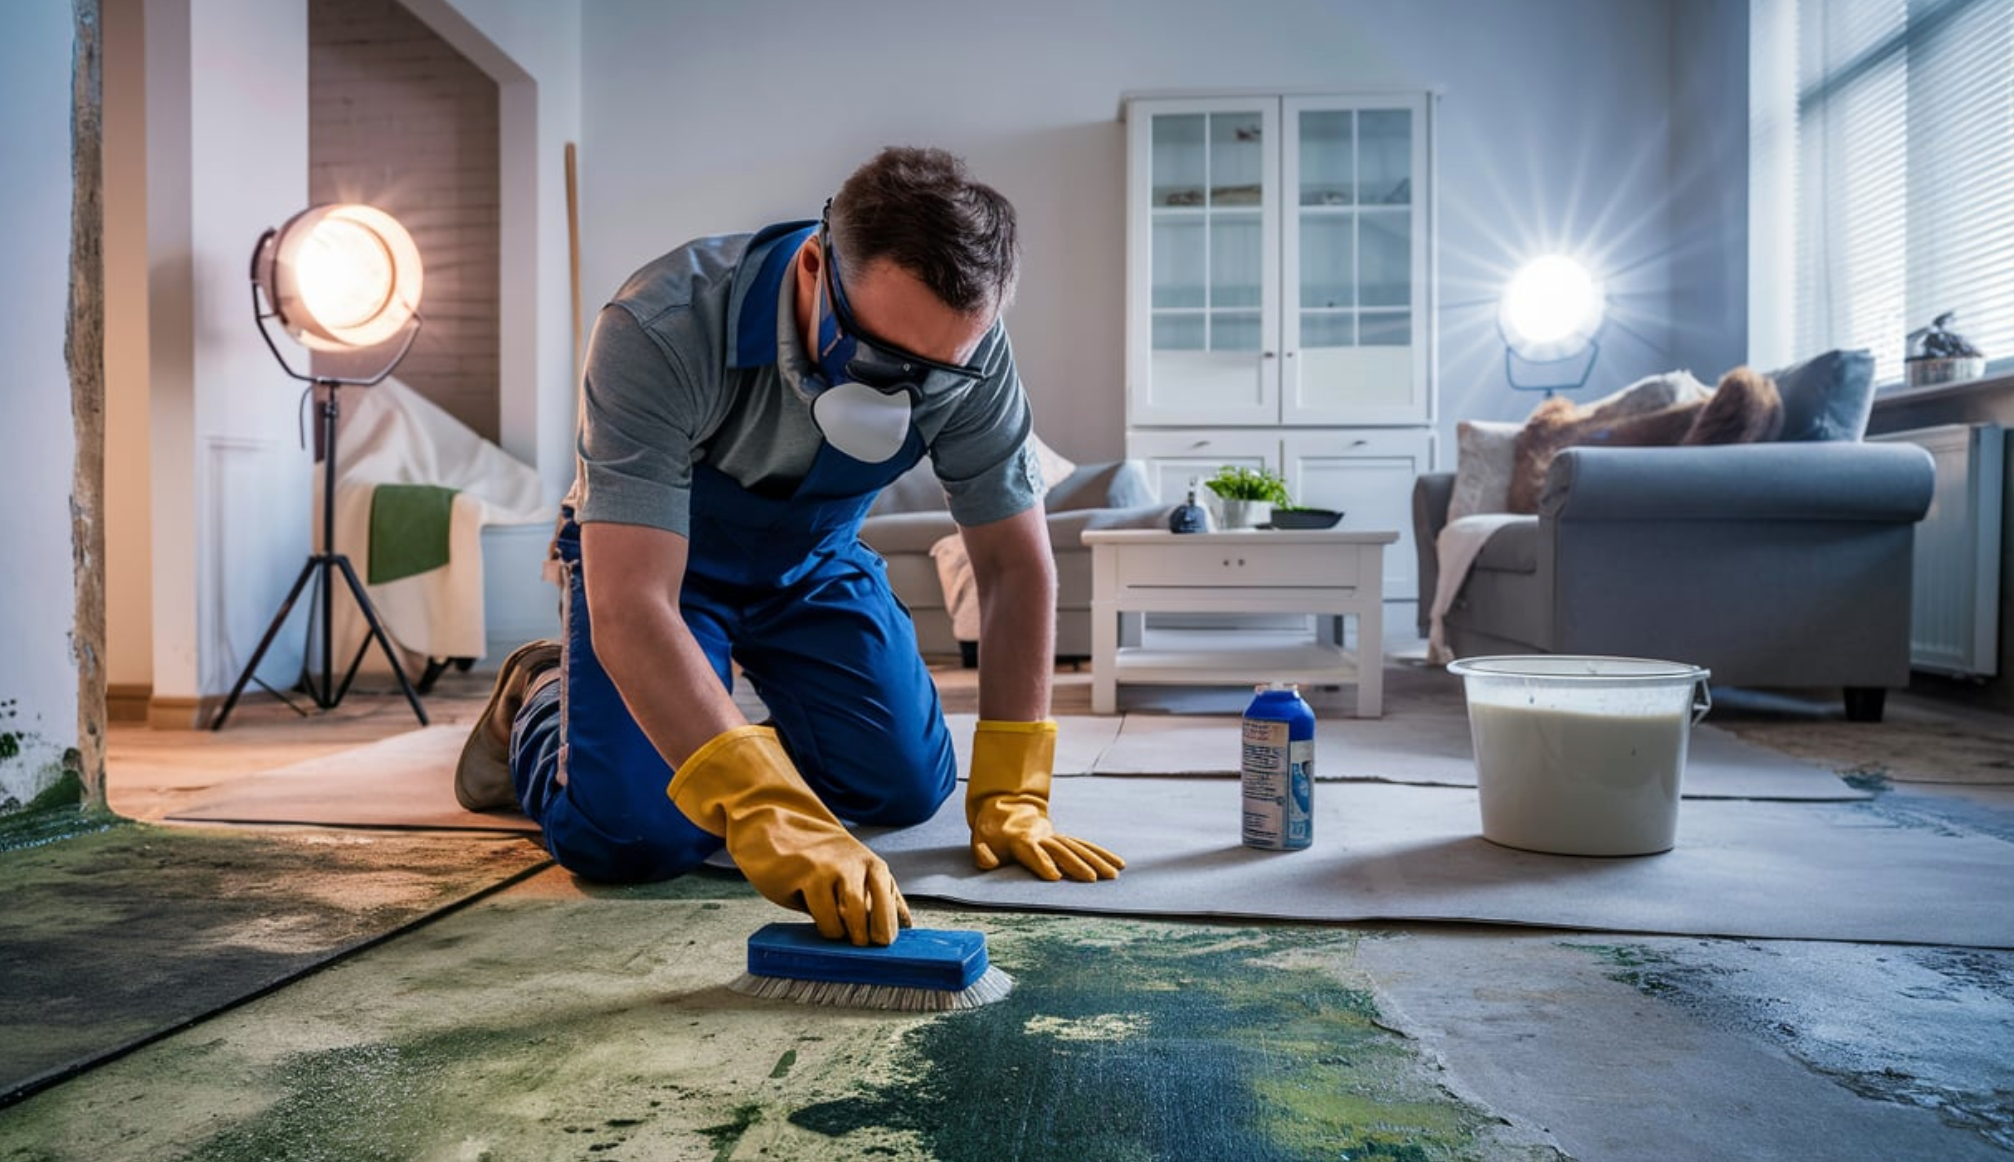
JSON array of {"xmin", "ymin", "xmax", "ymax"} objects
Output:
[{"xmin": 829, "ymin": 146, "xmax": 1019, "ymax": 318}]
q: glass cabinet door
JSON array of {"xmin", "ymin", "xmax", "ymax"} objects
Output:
[
  {"xmin": 1282, "ymin": 94, "xmax": 1430, "ymax": 425},
  {"xmin": 1129, "ymin": 99, "xmax": 1280, "ymax": 425}
]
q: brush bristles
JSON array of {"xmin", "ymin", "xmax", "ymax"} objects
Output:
[{"xmin": 729, "ymin": 966, "xmax": 1014, "ymax": 1012}]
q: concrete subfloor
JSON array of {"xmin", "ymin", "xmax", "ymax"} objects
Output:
[{"xmin": 12, "ymin": 651, "xmax": 2012, "ymax": 1161}]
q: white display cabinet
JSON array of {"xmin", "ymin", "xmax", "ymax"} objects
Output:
[{"xmin": 1123, "ymin": 91, "xmax": 1437, "ymax": 604}]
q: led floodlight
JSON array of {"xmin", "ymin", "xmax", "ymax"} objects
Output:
[{"xmin": 1498, "ymin": 254, "xmax": 1606, "ymax": 394}]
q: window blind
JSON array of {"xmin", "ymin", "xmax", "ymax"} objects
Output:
[{"xmin": 1749, "ymin": 0, "xmax": 2014, "ymax": 386}]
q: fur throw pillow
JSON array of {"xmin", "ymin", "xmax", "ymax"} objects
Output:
[
  {"xmin": 1505, "ymin": 367, "xmax": 1784, "ymax": 513},
  {"xmin": 1682, "ymin": 367, "xmax": 1786, "ymax": 446}
]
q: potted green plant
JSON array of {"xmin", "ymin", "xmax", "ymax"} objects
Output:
[{"xmin": 1204, "ymin": 465, "xmax": 1291, "ymax": 529}]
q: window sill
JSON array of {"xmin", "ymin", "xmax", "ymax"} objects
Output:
[{"xmin": 1873, "ymin": 367, "xmax": 2014, "ymax": 408}]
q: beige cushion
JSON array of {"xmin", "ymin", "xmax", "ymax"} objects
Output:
[
  {"xmin": 1448, "ymin": 420, "xmax": 1521, "ymax": 521},
  {"xmin": 1586, "ymin": 369, "xmax": 1712, "ymax": 421},
  {"xmin": 1030, "ymin": 432, "xmax": 1077, "ymax": 495}
]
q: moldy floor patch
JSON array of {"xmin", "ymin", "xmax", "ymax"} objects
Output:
[
  {"xmin": 0, "ymin": 868, "xmax": 1561, "ymax": 1162},
  {"xmin": 0, "ymin": 816, "xmax": 549, "ymax": 1104}
]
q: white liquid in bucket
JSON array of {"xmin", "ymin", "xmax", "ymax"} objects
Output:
[{"xmin": 1466, "ymin": 701, "xmax": 1689, "ymax": 856}]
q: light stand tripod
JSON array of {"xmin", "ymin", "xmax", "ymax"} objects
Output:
[{"xmin": 210, "ymin": 228, "xmax": 430, "ymax": 730}]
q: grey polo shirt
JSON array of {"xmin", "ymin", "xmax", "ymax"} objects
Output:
[{"xmin": 565, "ymin": 226, "xmax": 1042, "ymax": 539}]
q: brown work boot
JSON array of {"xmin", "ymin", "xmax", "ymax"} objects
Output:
[{"xmin": 454, "ymin": 640, "xmax": 562, "ymax": 811}]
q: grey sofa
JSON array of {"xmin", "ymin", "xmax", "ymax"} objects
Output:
[
  {"xmin": 861, "ymin": 459, "xmax": 1169, "ymax": 661},
  {"xmin": 1413, "ymin": 441, "xmax": 1936, "ymax": 721}
]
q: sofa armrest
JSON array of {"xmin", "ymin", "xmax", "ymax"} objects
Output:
[
  {"xmin": 1542, "ymin": 443, "xmax": 1935, "ymax": 523},
  {"xmin": 858, "ymin": 510, "xmax": 960, "ymax": 556},
  {"xmin": 1413, "ymin": 472, "xmax": 1455, "ymax": 634}
]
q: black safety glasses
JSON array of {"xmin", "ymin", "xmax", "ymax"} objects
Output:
[{"xmin": 819, "ymin": 216, "xmax": 986, "ymax": 394}]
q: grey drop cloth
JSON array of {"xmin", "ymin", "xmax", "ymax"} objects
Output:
[{"xmin": 868, "ymin": 778, "xmax": 2014, "ymax": 948}]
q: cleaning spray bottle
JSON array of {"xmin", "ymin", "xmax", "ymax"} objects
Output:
[{"xmin": 1241, "ymin": 683, "xmax": 1315, "ymax": 850}]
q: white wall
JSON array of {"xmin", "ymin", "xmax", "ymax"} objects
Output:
[
  {"xmin": 0, "ymin": 0, "xmax": 81, "ymax": 807},
  {"xmin": 140, "ymin": 0, "xmax": 314, "ymax": 720},
  {"xmin": 1670, "ymin": 0, "xmax": 1751, "ymax": 381},
  {"xmin": 579, "ymin": 0, "xmax": 1742, "ymax": 468}
]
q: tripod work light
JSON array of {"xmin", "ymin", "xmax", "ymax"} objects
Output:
[{"xmin": 212, "ymin": 204, "xmax": 429, "ymax": 730}]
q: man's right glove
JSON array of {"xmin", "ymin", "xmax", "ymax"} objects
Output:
[{"xmin": 668, "ymin": 725, "xmax": 910, "ymax": 946}]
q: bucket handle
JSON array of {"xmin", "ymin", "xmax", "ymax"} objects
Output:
[{"xmin": 1691, "ymin": 678, "xmax": 1713, "ymax": 725}]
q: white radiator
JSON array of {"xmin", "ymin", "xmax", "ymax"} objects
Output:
[{"xmin": 1872, "ymin": 424, "xmax": 2005, "ymax": 677}]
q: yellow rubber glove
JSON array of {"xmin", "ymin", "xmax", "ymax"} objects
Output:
[
  {"xmin": 668, "ymin": 725, "xmax": 910, "ymax": 946},
  {"xmin": 967, "ymin": 720, "xmax": 1125, "ymax": 882}
]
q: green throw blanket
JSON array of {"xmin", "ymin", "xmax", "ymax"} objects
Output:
[{"xmin": 368, "ymin": 483, "xmax": 459, "ymax": 584}]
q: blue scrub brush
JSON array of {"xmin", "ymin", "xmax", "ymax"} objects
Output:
[{"xmin": 729, "ymin": 922, "xmax": 1015, "ymax": 1012}]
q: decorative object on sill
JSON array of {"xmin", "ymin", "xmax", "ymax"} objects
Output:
[
  {"xmin": 1168, "ymin": 477, "xmax": 1212, "ymax": 534},
  {"xmin": 1205, "ymin": 464, "xmax": 1291, "ymax": 529},
  {"xmin": 1263, "ymin": 507, "xmax": 1344, "ymax": 530},
  {"xmin": 1905, "ymin": 311, "xmax": 1987, "ymax": 389},
  {"xmin": 1498, "ymin": 254, "xmax": 1606, "ymax": 396}
]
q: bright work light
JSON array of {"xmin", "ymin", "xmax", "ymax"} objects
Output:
[
  {"xmin": 252, "ymin": 203, "xmax": 424, "ymax": 352},
  {"xmin": 1498, "ymin": 254, "xmax": 1606, "ymax": 394}
]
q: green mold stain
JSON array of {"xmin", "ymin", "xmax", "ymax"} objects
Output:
[
  {"xmin": 175, "ymin": 1041, "xmax": 441, "ymax": 1162},
  {"xmin": 1564, "ymin": 942, "xmax": 1685, "ymax": 997},
  {"xmin": 768, "ymin": 1048, "xmax": 798, "ymax": 1078},
  {"xmin": 0, "ymin": 771, "xmax": 115, "ymax": 853},
  {"xmin": 697, "ymin": 1101, "xmax": 763, "ymax": 1161},
  {"xmin": 165, "ymin": 1022, "xmax": 658, "ymax": 1162},
  {"xmin": 789, "ymin": 922, "xmax": 1506, "ymax": 1162}
]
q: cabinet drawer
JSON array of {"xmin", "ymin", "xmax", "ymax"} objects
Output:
[{"xmin": 1115, "ymin": 542, "xmax": 1360, "ymax": 590}]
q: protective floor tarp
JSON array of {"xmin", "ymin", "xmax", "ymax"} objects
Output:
[{"xmin": 867, "ymin": 777, "xmax": 2014, "ymax": 948}]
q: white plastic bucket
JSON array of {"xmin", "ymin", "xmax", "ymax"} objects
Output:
[{"xmin": 1445, "ymin": 655, "xmax": 1712, "ymax": 856}]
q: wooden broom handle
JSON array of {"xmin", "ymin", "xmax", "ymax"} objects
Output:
[{"xmin": 566, "ymin": 141, "xmax": 582, "ymax": 380}]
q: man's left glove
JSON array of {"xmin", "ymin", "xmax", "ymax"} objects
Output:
[
  {"xmin": 967, "ymin": 720, "xmax": 1124, "ymax": 882},
  {"xmin": 668, "ymin": 725, "xmax": 910, "ymax": 946}
]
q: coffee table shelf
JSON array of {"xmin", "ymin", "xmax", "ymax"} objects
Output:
[{"xmin": 1082, "ymin": 528, "xmax": 1396, "ymax": 717}]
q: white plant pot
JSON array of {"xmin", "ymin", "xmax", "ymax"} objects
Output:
[{"xmin": 1214, "ymin": 499, "xmax": 1274, "ymax": 529}]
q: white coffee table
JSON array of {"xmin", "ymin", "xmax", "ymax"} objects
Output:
[{"xmin": 1082, "ymin": 527, "xmax": 1396, "ymax": 717}]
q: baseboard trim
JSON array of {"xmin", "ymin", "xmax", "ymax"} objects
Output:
[
  {"xmin": 146, "ymin": 693, "xmax": 226, "ymax": 731},
  {"xmin": 107, "ymin": 683, "xmax": 151, "ymax": 723}
]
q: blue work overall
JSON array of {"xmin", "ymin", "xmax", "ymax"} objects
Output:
[
  {"xmin": 507, "ymin": 227, "xmax": 957, "ymax": 883},
  {"xmin": 511, "ymin": 436, "xmax": 957, "ymax": 882}
]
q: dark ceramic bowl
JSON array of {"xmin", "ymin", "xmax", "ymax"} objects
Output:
[{"xmin": 1263, "ymin": 508, "xmax": 1343, "ymax": 530}]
